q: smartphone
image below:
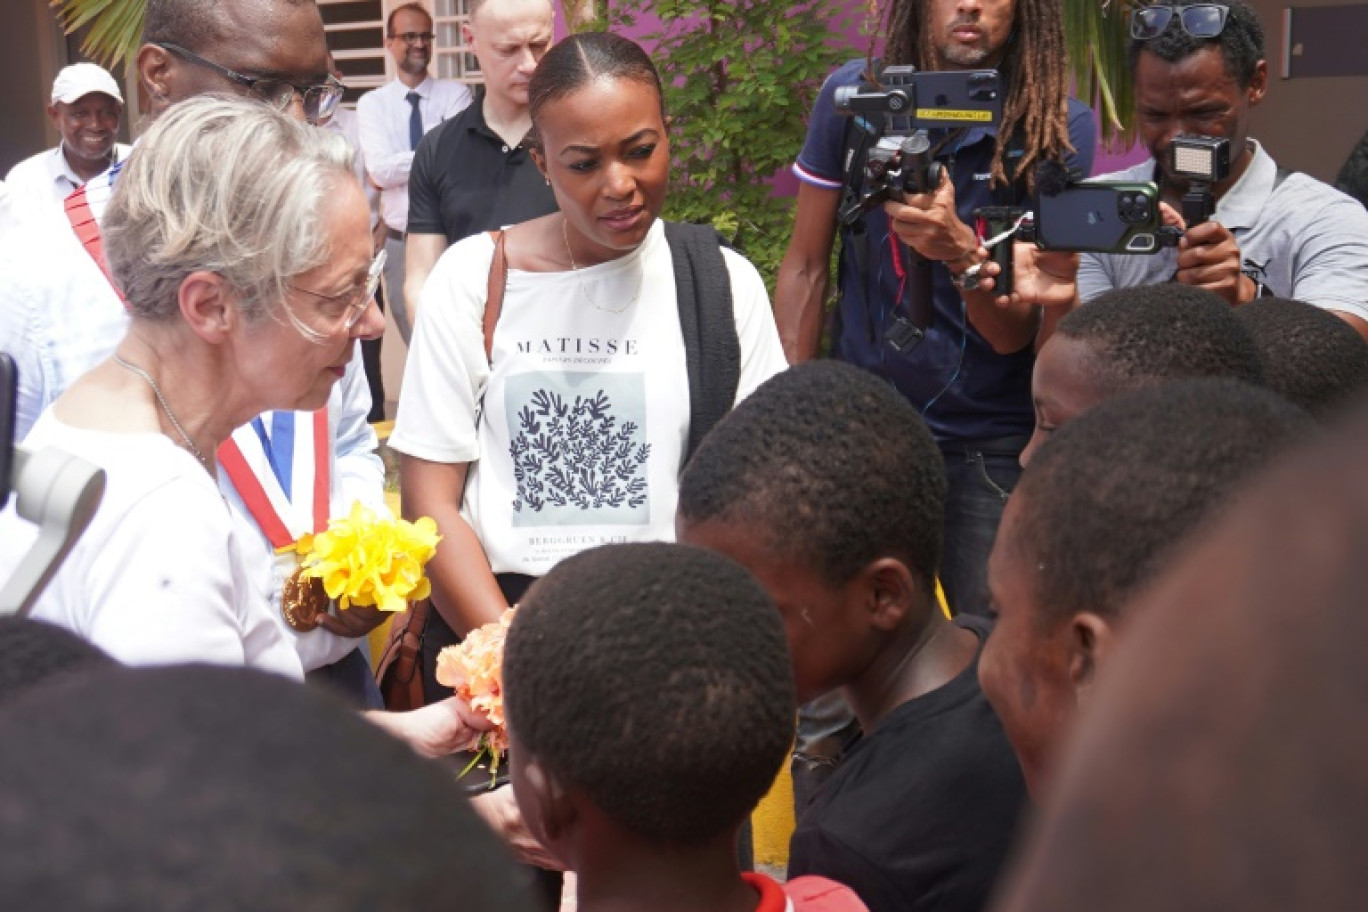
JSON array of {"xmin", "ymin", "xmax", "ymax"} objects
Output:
[
  {"xmin": 1033, "ymin": 180, "xmax": 1164, "ymax": 254},
  {"xmin": 878, "ymin": 67, "xmax": 1002, "ymax": 135},
  {"xmin": 0, "ymin": 354, "xmax": 14, "ymax": 510}
]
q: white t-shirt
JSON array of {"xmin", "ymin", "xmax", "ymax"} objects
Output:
[
  {"xmin": 390, "ymin": 219, "xmax": 787, "ymax": 576},
  {"xmin": 0, "ymin": 413, "xmax": 302, "ymax": 679}
]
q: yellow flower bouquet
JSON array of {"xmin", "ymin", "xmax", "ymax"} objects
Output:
[
  {"xmin": 293, "ymin": 501, "xmax": 441, "ymax": 614},
  {"xmin": 436, "ymin": 608, "xmax": 515, "ymax": 787}
]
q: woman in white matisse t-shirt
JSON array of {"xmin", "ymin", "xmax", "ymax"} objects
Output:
[{"xmin": 391, "ymin": 32, "xmax": 787, "ymax": 702}]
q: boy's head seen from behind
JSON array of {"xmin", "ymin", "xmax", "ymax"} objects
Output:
[
  {"xmin": 1023, "ymin": 283, "xmax": 1265, "ymax": 465},
  {"xmin": 1234, "ymin": 297, "xmax": 1368, "ymax": 420},
  {"xmin": 503, "ymin": 542, "xmax": 795, "ymax": 862},
  {"xmin": 675, "ymin": 361, "xmax": 947, "ymax": 703}
]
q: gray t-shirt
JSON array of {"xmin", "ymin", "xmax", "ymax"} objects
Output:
[{"xmin": 1078, "ymin": 141, "xmax": 1368, "ymax": 321}]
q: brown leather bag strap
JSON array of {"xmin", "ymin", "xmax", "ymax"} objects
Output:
[
  {"xmin": 483, "ymin": 230, "xmax": 508, "ymax": 363},
  {"xmin": 374, "ymin": 597, "xmax": 431, "ymax": 711}
]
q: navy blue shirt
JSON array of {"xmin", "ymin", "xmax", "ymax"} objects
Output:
[{"xmin": 794, "ymin": 59, "xmax": 1096, "ymax": 443}]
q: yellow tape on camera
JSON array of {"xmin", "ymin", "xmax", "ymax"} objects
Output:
[{"xmin": 916, "ymin": 108, "xmax": 994, "ymax": 123}]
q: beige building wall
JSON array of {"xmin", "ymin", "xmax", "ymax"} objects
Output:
[{"xmin": 1247, "ymin": 0, "xmax": 1368, "ymax": 183}]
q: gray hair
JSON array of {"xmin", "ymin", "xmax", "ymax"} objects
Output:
[{"xmin": 103, "ymin": 94, "xmax": 355, "ymax": 326}]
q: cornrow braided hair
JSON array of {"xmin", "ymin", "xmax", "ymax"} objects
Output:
[{"xmin": 876, "ymin": 0, "xmax": 1074, "ymax": 188}]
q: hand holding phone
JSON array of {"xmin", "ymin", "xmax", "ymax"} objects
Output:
[{"xmin": 1033, "ymin": 180, "xmax": 1168, "ymax": 254}]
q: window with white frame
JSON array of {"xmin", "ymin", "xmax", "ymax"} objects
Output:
[{"xmin": 319, "ymin": 0, "xmax": 481, "ymax": 106}]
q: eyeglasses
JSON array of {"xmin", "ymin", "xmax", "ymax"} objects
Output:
[
  {"xmin": 287, "ymin": 249, "xmax": 386, "ymax": 337},
  {"xmin": 157, "ymin": 42, "xmax": 344, "ymax": 125},
  {"xmin": 389, "ymin": 32, "xmax": 435, "ymax": 46},
  {"xmin": 1129, "ymin": 4, "xmax": 1230, "ymax": 40}
]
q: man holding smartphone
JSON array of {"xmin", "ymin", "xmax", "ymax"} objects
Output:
[
  {"xmin": 777, "ymin": 0, "xmax": 1094, "ymax": 622},
  {"xmin": 774, "ymin": 0, "xmax": 1094, "ymax": 818},
  {"xmin": 1077, "ymin": 0, "xmax": 1368, "ymax": 338}
]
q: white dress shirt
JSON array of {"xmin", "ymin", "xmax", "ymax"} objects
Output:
[
  {"xmin": 356, "ymin": 75, "xmax": 472, "ymax": 232},
  {"xmin": 4, "ymin": 142, "xmax": 131, "ymax": 212}
]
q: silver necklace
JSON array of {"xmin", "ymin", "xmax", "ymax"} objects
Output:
[
  {"xmin": 562, "ymin": 217, "xmax": 642, "ymax": 315},
  {"xmin": 113, "ymin": 354, "xmax": 213, "ymax": 471}
]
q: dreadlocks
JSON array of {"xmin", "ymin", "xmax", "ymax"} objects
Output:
[{"xmin": 878, "ymin": 0, "xmax": 1073, "ymax": 188}]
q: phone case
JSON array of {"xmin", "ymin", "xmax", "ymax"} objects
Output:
[{"xmin": 1034, "ymin": 180, "xmax": 1163, "ymax": 254}]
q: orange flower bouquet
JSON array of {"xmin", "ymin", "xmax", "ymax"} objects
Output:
[{"xmin": 436, "ymin": 607, "xmax": 515, "ymax": 787}]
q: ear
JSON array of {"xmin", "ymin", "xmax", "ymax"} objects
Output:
[
  {"xmin": 863, "ymin": 557, "xmax": 918, "ymax": 633},
  {"xmin": 177, "ymin": 271, "xmax": 234, "ymax": 343},
  {"xmin": 46, "ymin": 103, "xmax": 60, "ymax": 127},
  {"xmin": 530, "ymin": 146, "xmax": 549, "ymax": 182},
  {"xmin": 461, "ymin": 21, "xmax": 475, "ymax": 46},
  {"xmin": 1065, "ymin": 611, "xmax": 1115, "ymax": 705},
  {"xmin": 518, "ymin": 754, "xmax": 576, "ymax": 847},
  {"xmin": 1246, "ymin": 59, "xmax": 1269, "ymax": 107},
  {"xmin": 136, "ymin": 42, "xmax": 175, "ymax": 108}
]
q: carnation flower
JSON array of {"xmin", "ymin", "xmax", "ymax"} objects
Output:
[
  {"xmin": 295, "ymin": 501, "xmax": 441, "ymax": 614},
  {"xmin": 436, "ymin": 608, "xmax": 515, "ymax": 784}
]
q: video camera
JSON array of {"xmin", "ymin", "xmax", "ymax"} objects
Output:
[
  {"xmin": 834, "ymin": 65, "xmax": 1002, "ymax": 226},
  {"xmin": 974, "ymin": 134, "xmax": 1231, "ymax": 277}
]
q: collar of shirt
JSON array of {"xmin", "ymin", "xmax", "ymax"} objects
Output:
[
  {"xmin": 403, "ymin": 74, "xmax": 436, "ymax": 100},
  {"xmin": 1211, "ymin": 139, "xmax": 1273, "ymax": 233}
]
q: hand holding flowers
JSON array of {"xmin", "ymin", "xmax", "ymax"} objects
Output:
[
  {"xmin": 436, "ymin": 608, "xmax": 515, "ymax": 786},
  {"xmin": 288, "ymin": 502, "xmax": 442, "ymax": 634}
]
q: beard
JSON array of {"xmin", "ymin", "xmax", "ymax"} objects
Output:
[{"xmin": 938, "ymin": 42, "xmax": 993, "ymax": 67}]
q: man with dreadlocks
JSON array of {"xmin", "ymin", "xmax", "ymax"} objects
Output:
[
  {"xmin": 774, "ymin": 0, "xmax": 1092, "ymax": 819},
  {"xmin": 777, "ymin": 0, "xmax": 1093, "ymax": 621}
]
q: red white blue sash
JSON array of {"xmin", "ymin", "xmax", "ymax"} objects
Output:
[
  {"xmin": 60, "ymin": 165, "xmax": 334, "ymax": 548},
  {"xmin": 217, "ymin": 410, "xmax": 332, "ymax": 550}
]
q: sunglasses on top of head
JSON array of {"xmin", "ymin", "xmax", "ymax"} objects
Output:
[{"xmin": 1129, "ymin": 4, "xmax": 1230, "ymax": 40}]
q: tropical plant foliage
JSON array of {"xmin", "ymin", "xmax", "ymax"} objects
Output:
[
  {"xmin": 1066, "ymin": 0, "xmax": 1142, "ymax": 148},
  {"xmin": 588, "ymin": 0, "xmax": 853, "ymax": 288},
  {"xmin": 50, "ymin": 0, "xmax": 144, "ymax": 69}
]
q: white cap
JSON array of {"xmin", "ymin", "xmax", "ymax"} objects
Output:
[{"xmin": 50, "ymin": 62, "xmax": 124, "ymax": 106}]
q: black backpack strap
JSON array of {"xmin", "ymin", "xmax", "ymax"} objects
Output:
[
  {"xmin": 664, "ymin": 220, "xmax": 740, "ymax": 466},
  {"xmin": 1273, "ymin": 166, "xmax": 1295, "ymax": 191}
]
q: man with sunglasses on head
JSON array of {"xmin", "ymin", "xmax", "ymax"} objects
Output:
[
  {"xmin": 1078, "ymin": 0, "xmax": 1368, "ymax": 339},
  {"xmin": 0, "ymin": 0, "xmax": 393, "ymax": 708},
  {"xmin": 357, "ymin": 2, "xmax": 473, "ymax": 347}
]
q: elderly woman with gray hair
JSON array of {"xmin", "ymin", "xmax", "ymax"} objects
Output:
[
  {"xmin": 0, "ymin": 96, "xmax": 384, "ymax": 677},
  {"xmin": 0, "ymin": 95, "xmax": 504, "ymax": 757}
]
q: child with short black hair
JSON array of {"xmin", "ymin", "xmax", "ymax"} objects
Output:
[
  {"xmin": 979, "ymin": 378, "xmax": 1312, "ymax": 798},
  {"xmin": 677, "ymin": 361, "xmax": 1026, "ymax": 912},
  {"xmin": 503, "ymin": 542, "xmax": 867, "ymax": 912},
  {"xmin": 1235, "ymin": 296, "xmax": 1368, "ymax": 419},
  {"xmin": 1023, "ymin": 283, "xmax": 1264, "ymax": 464}
]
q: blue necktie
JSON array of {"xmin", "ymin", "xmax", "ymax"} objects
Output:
[{"xmin": 406, "ymin": 91, "xmax": 422, "ymax": 150}]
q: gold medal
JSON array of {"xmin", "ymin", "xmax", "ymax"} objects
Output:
[{"xmin": 281, "ymin": 566, "xmax": 329, "ymax": 633}]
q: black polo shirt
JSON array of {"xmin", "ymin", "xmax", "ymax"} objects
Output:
[{"xmin": 406, "ymin": 87, "xmax": 558, "ymax": 244}]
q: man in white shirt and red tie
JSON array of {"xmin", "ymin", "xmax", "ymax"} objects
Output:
[
  {"xmin": 357, "ymin": 2, "xmax": 472, "ymax": 345},
  {"xmin": 5, "ymin": 63, "xmax": 131, "ymax": 214}
]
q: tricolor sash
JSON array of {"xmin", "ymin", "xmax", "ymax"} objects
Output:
[{"xmin": 217, "ymin": 409, "xmax": 332, "ymax": 550}]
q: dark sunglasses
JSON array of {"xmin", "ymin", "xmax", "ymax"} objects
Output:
[
  {"xmin": 157, "ymin": 42, "xmax": 344, "ymax": 125},
  {"xmin": 390, "ymin": 32, "xmax": 435, "ymax": 45},
  {"xmin": 1129, "ymin": 4, "xmax": 1230, "ymax": 40}
]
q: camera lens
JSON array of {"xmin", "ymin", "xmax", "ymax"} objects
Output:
[{"xmin": 1118, "ymin": 192, "xmax": 1151, "ymax": 224}]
